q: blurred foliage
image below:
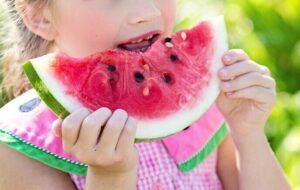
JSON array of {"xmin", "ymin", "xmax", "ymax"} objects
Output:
[
  {"xmin": 0, "ymin": 0, "xmax": 299, "ymax": 188},
  {"xmin": 0, "ymin": 1, "xmax": 9, "ymax": 107}
]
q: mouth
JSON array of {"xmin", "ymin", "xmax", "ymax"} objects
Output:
[{"xmin": 117, "ymin": 31, "xmax": 162, "ymax": 53}]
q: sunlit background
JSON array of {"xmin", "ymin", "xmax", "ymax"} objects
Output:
[{"xmin": 1, "ymin": 0, "xmax": 299, "ymax": 189}]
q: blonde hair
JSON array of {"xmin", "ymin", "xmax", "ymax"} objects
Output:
[{"xmin": 0, "ymin": 0, "xmax": 54, "ymax": 102}]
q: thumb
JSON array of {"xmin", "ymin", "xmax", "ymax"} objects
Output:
[{"xmin": 51, "ymin": 119, "xmax": 63, "ymax": 137}]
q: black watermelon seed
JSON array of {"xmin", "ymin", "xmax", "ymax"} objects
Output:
[
  {"xmin": 108, "ymin": 65, "xmax": 116, "ymax": 72},
  {"xmin": 183, "ymin": 126, "xmax": 190, "ymax": 131},
  {"xmin": 134, "ymin": 72, "xmax": 145, "ymax": 83},
  {"xmin": 163, "ymin": 74, "xmax": 172, "ymax": 83},
  {"xmin": 170, "ymin": 54, "xmax": 178, "ymax": 62},
  {"xmin": 165, "ymin": 37, "xmax": 172, "ymax": 43}
]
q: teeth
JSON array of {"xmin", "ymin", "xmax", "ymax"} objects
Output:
[
  {"xmin": 129, "ymin": 34, "xmax": 154, "ymax": 44},
  {"xmin": 130, "ymin": 40, "xmax": 137, "ymax": 44},
  {"xmin": 137, "ymin": 38, "xmax": 144, "ymax": 43},
  {"xmin": 147, "ymin": 34, "xmax": 154, "ymax": 40}
]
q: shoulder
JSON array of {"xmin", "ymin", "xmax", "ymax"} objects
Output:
[{"xmin": 0, "ymin": 141, "xmax": 77, "ymax": 190}]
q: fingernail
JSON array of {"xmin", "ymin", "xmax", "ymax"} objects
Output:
[{"xmin": 224, "ymin": 55, "xmax": 231, "ymax": 63}]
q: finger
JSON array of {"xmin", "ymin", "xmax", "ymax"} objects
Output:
[
  {"xmin": 220, "ymin": 72, "xmax": 276, "ymax": 92},
  {"xmin": 52, "ymin": 119, "xmax": 63, "ymax": 137},
  {"xmin": 115, "ymin": 117, "xmax": 138, "ymax": 156},
  {"xmin": 227, "ymin": 86, "xmax": 276, "ymax": 103},
  {"xmin": 96, "ymin": 109, "xmax": 128, "ymax": 153},
  {"xmin": 260, "ymin": 65, "xmax": 271, "ymax": 76},
  {"xmin": 222, "ymin": 49, "xmax": 250, "ymax": 65},
  {"xmin": 61, "ymin": 107, "xmax": 90, "ymax": 152},
  {"xmin": 219, "ymin": 60, "xmax": 262, "ymax": 80},
  {"xmin": 76, "ymin": 107, "xmax": 112, "ymax": 148}
]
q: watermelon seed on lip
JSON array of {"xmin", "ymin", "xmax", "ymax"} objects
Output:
[
  {"xmin": 134, "ymin": 72, "xmax": 145, "ymax": 83},
  {"xmin": 164, "ymin": 37, "xmax": 172, "ymax": 43}
]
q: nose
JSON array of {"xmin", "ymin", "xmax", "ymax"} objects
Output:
[{"xmin": 127, "ymin": 0, "xmax": 161, "ymax": 25}]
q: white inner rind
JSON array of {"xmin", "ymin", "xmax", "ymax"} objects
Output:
[
  {"xmin": 30, "ymin": 16, "xmax": 228, "ymax": 139},
  {"xmin": 31, "ymin": 53, "xmax": 84, "ymax": 112}
]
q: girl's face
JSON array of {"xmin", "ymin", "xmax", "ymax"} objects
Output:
[{"xmin": 51, "ymin": 0, "xmax": 177, "ymax": 58}]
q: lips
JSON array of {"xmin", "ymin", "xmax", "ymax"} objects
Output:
[{"xmin": 117, "ymin": 31, "xmax": 162, "ymax": 53}]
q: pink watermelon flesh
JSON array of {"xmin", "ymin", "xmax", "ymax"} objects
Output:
[{"xmin": 23, "ymin": 16, "xmax": 228, "ymax": 139}]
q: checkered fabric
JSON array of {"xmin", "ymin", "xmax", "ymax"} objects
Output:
[{"xmin": 69, "ymin": 141, "xmax": 223, "ymax": 190}]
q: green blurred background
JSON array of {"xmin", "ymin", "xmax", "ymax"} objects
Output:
[{"xmin": 0, "ymin": 0, "xmax": 299, "ymax": 189}]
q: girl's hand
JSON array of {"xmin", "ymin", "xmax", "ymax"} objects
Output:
[
  {"xmin": 51, "ymin": 107, "xmax": 138, "ymax": 175},
  {"xmin": 216, "ymin": 49, "xmax": 276, "ymax": 137}
]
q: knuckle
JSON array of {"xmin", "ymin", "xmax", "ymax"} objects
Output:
[
  {"xmin": 231, "ymin": 49, "xmax": 247, "ymax": 57},
  {"xmin": 247, "ymin": 60, "xmax": 257, "ymax": 66},
  {"xmin": 270, "ymin": 78, "xmax": 276, "ymax": 88},
  {"xmin": 237, "ymin": 49, "xmax": 247, "ymax": 55},
  {"xmin": 268, "ymin": 90, "xmax": 277, "ymax": 104},
  {"xmin": 261, "ymin": 65, "xmax": 271, "ymax": 74}
]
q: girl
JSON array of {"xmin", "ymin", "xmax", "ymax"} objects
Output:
[{"xmin": 0, "ymin": 0, "xmax": 290, "ymax": 189}]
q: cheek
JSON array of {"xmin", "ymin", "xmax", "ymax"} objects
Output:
[{"xmin": 54, "ymin": 3, "xmax": 120, "ymax": 57}]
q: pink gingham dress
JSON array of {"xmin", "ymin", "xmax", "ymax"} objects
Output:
[
  {"xmin": 70, "ymin": 142, "xmax": 222, "ymax": 190},
  {"xmin": 0, "ymin": 89, "xmax": 227, "ymax": 190}
]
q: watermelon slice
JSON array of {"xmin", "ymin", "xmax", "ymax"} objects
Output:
[{"xmin": 23, "ymin": 16, "xmax": 228, "ymax": 140}]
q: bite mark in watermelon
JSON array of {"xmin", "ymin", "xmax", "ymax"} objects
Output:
[{"xmin": 23, "ymin": 16, "xmax": 228, "ymax": 140}]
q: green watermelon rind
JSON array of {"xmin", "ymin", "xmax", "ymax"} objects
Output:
[
  {"xmin": 0, "ymin": 128, "xmax": 87, "ymax": 176},
  {"xmin": 23, "ymin": 61, "xmax": 70, "ymax": 119}
]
